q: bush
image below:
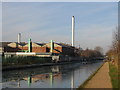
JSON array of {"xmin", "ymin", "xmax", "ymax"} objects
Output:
[{"xmin": 2, "ymin": 56, "xmax": 52, "ymax": 66}]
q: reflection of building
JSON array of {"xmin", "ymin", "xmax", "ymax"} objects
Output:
[
  {"xmin": 23, "ymin": 73, "xmax": 62, "ymax": 83},
  {"xmin": 51, "ymin": 66, "xmax": 60, "ymax": 73},
  {"xmin": 1, "ymin": 41, "xmax": 75, "ymax": 56}
]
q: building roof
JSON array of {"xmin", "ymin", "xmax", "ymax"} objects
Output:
[
  {"xmin": 56, "ymin": 43, "xmax": 72, "ymax": 48},
  {"xmin": 0, "ymin": 42, "xmax": 12, "ymax": 47},
  {"xmin": 24, "ymin": 42, "xmax": 45, "ymax": 47},
  {"xmin": 19, "ymin": 42, "xmax": 27, "ymax": 46},
  {"xmin": 34, "ymin": 42, "xmax": 45, "ymax": 46},
  {"xmin": 0, "ymin": 42, "xmax": 73, "ymax": 48},
  {"xmin": 43, "ymin": 42, "xmax": 73, "ymax": 48},
  {"xmin": 0, "ymin": 42, "xmax": 27, "ymax": 47}
]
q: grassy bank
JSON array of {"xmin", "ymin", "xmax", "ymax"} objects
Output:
[
  {"xmin": 2, "ymin": 56, "xmax": 52, "ymax": 66},
  {"xmin": 109, "ymin": 63, "xmax": 119, "ymax": 88},
  {"xmin": 77, "ymin": 62, "xmax": 104, "ymax": 89}
]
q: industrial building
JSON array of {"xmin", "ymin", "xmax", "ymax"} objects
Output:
[
  {"xmin": 1, "ymin": 16, "xmax": 76, "ymax": 57},
  {"xmin": 0, "ymin": 40, "xmax": 75, "ymax": 56}
]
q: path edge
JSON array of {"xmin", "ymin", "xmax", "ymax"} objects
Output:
[{"xmin": 77, "ymin": 62, "xmax": 105, "ymax": 89}]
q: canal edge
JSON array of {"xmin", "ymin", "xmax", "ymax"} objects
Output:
[
  {"xmin": 2, "ymin": 61, "xmax": 81, "ymax": 71},
  {"xmin": 77, "ymin": 62, "xmax": 105, "ymax": 89}
]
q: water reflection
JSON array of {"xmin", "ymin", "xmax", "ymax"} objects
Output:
[
  {"xmin": 71, "ymin": 70, "xmax": 74, "ymax": 89},
  {"xmin": 18, "ymin": 78, "xmax": 20, "ymax": 88},
  {"xmin": 23, "ymin": 72, "xmax": 62, "ymax": 88},
  {"xmin": 2, "ymin": 61, "xmax": 103, "ymax": 88}
]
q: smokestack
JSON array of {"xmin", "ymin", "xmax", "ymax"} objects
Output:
[
  {"xmin": 72, "ymin": 16, "xmax": 75, "ymax": 47},
  {"xmin": 18, "ymin": 33, "xmax": 21, "ymax": 43},
  {"xmin": 50, "ymin": 40, "xmax": 54, "ymax": 53},
  {"xmin": 28, "ymin": 38, "xmax": 32, "ymax": 52}
]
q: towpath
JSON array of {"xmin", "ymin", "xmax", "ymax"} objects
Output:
[{"xmin": 84, "ymin": 62, "xmax": 112, "ymax": 88}]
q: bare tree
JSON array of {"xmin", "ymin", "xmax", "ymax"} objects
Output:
[
  {"xmin": 108, "ymin": 27, "xmax": 119, "ymax": 67},
  {"xmin": 94, "ymin": 46, "xmax": 103, "ymax": 55}
]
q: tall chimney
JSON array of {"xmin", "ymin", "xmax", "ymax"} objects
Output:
[
  {"xmin": 50, "ymin": 40, "xmax": 54, "ymax": 53},
  {"xmin": 72, "ymin": 16, "xmax": 75, "ymax": 46},
  {"xmin": 18, "ymin": 33, "xmax": 21, "ymax": 43},
  {"xmin": 28, "ymin": 38, "xmax": 32, "ymax": 52}
]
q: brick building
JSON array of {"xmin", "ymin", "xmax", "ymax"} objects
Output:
[
  {"xmin": 43, "ymin": 43, "xmax": 74, "ymax": 56},
  {"xmin": 1, "ymin": 42, "xmax": 75, "ymax": 56}
]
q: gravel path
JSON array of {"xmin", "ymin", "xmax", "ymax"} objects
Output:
[{"xmin": 84, "ymin": 62, "xmax": 112, "ymax": 88}]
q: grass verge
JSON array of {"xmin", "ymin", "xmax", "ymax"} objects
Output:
[
  {"xmin": 109, "ymin": 62, "xmax": 119, "ymax": 88},
  {"xmin": 77, "ymin": 62, "xmax": 104, "ymax": 89}
]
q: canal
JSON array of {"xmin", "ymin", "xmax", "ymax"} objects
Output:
[{"xmin": 2, "ymin": 61, "xmax": 103, "ymax": 88}]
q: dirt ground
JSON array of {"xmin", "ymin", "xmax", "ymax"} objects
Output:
[{"xmin": 84, "ymin": 62, "xmax": 112, "ymax": 88}]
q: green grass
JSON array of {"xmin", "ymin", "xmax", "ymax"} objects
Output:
[{"xmin": 109, "ymin": 63, "xmax": 119, "ymax": 88}]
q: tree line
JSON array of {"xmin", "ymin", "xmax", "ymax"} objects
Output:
[
  {"xmin": 106, "ymin": 27, "xmax": 120, "ymax": 68},
  {"xmin": 74, "ymin": 46, "xmax": 103, "ymax": 60}
]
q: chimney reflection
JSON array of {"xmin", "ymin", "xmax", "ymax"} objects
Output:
[
  {"xmin": 18, "ymin": 78, "xmax": 20, "ymax": 88},
  {"xmin": 71, "ymin": 70, "xmax": 74, "ymax": 90},
  {"xmin": 49, "ymin": 72, "xmax": 53, "ymax": 88},
  {"xmin": 22, "ymin": 66, "xmax": 62, "ymax": 88},
  {"xmin": 27, "ymin": 74, "xmax": 32, "ymax": 88}
]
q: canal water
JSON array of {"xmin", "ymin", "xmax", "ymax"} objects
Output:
[{"xmin": 2, "ymin": 61, "xmax": 103, "ymax": 88}]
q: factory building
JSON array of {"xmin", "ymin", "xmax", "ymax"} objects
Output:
[
  {"xmin": 43, "ymin": 42, "xmax": 74, "ymax": 56},
  {"xmin": 21, "ymin": 42, "xmax": 46, "ymax": 53},
  {"xmin": 4, "ymin": 42, "xmax": 26, "ymax": 52},
  {"xmin": 0, "ymin": 42, "xmax": 15, "ymax": 53},
  {"xmin": 1, "ymin": 16, "xmax": 76, "ymax": 57},
  {"xmin": 3, "ymin": 42, "xmax": 45, "ymax": 53},
  {"xmin": 1, "ymin": 41, "xmax": 75, "ymax": 56}
]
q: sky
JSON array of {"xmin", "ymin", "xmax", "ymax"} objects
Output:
[{"xmin": 2, "ymin": 2, "xmax": 118, "ymax": 53}]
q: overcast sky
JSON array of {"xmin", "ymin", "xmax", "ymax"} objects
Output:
[{"xmin": 2, "ymin": 2, "xmax": 118, "ymax": 53}]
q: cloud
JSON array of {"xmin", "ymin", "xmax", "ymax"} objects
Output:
[
  {"xmin": 2, "ymin": 2, "xmax": 117, "ymax": 53},
  {"xmin": 75, "ymin": 24, "xmax": 115, "ymax": 53}
]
